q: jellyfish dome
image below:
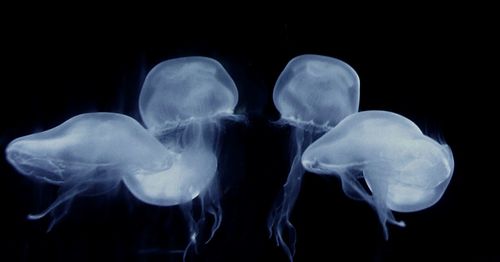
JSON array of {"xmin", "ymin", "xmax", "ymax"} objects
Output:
[
  {"xmin": 273, "ymin": 54, "xmax": 360, "ymax": 131},
  {"xmin": 302, "ymin": 110, "xmax": 454, "ymax": 237},
  {"xmin": 139, "ymin": 56, "xmax": 239, "ymax": 133},
  {"xmin": 6, "ymin": 113, "xmax": 173, "ymax": 187},
  {"xmin": 268, "ymin": 54, "xmax": 360, "ymax": 260},
  {"xmin": 5, "ymin": 113, "xmax": 177, "ymax": 227}
]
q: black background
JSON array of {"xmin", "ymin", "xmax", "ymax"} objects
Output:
[{"xmin": 1, "ymin": 8, "xmax": 496, "ymax": 262}]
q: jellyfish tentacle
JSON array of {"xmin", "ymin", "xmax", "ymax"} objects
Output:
[
  {"xmin": 362, "ymin": 170, "xmax": 406, "ymax": 239},
  {"xmin": 27, "ymin": 180, "xmax": 91, "ymax": 232},
  {"xmin": 181, "ymin": 200, "xmax": 198, "ymax": 260},
  {"xmin": 268, "ymin": 128, "xmax": 314, "ymax": 260},
  {"xmin": 27, "ymin": 184, "xmax": 87, "ymax": 220},
  {"xmin": 340, "ymin": 169, "xmax": 406, "ymax": 239},
  {"xmin": 204, "ymin": 183, "xmax": 223, "ymax": 243}
]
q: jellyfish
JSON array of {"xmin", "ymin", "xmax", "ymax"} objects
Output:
[
  {"xmin": 5, "ymin": 56, "xmax": 241, "ymax": 259},
  {"xmin": 267, "ymin": 54, "xmax": 360, "ymax": 260},
  {"xmin": 5, "ymin": 113, "xmax": 176, "ymax": 230},
  {"xmin": 301, "ymin": 110, "xmax": 454, "ymax": 238},
  {"xmin": 137, "ymin": 56, "xmax": 242, "ymax": 254}
]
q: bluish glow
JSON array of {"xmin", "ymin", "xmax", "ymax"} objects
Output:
[
  {"xmin": 4, "ymin": 54, "xmax": 455, "ymax": 260},
  {"xmin": 5, "ymin": 56, "xmax": 241, "ymax": 259},
  {"xmin": 302, "ymin": 110, "xmax": 454, "ymax": 238},
  {"xmin": 139, "ymin": 56, "xmax": 239, "ymax": 132},
  {"xmin": 268, "ymin": 54, "xmax": 360, "ymax": 260},
  {"xmin": 137, "ymin": 56, "xmax": 242, "ymax": 256},
  {"xmin": 5, "ymin": 113, "xmax": 175, "ymax": 229},
  {"xmin": 273, "ymin": 54, "xmax": 359, "ymax": 130}
]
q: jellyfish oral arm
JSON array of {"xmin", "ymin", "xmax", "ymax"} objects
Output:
[{"xmin": 267, "ymin": 128, "xmax": 314, "ymax": 260}]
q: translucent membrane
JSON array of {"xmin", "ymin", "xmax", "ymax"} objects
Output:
[
  {"xmin": 268, "ymin": 55, "xmax": 360, "ymax": 260},
  {"xmin": 302, "ymin": 110, "xmax": 454, "ymax": 238}
]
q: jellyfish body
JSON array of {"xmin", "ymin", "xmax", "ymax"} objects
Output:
[
  {"xmin": 5, "ymin": 113, "xmax": 176, "ymax": 229},
  {"xmin": 123, "ymin": 144, "xmax": 217, "ymax": 207},
  {"xmin": 139, "ymin": 56, "xmax": 239, "ymax": 132},
  {"xmin": 138, "ymin": 56, "xmax": 241, "ymax": 254},
  {"xmin": 301, "ymin": 110, "xmax": 454, "ymax": 238},
  {"xmin": 268, "ymin": 54, "xmax": 360, "ymax": 260},
  {"xmin": 4, "ymin": 57, "xmax": 240, "ymax": 256}
]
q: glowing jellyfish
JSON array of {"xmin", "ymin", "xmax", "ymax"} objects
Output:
[
  {"xmin": 5, "ymin": 113, "xmax": 175, "ymax": 229},
  {"xmin": 267, "ymin": 54, "xmax": 360, "ymax": 260},
  {"xmin": 301, "ymin": 110, "xmax": 454, "ymax": 238},
  {"xmin": 5, "ymin": 56, "xmax": 241, "ymax": 259},
  {"xmin": 137, "ymin": 56, "xmax": 242, "ymax": 254}
]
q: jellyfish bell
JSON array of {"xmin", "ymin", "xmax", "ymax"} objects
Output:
[
  {"xmin": 301, "ymin": 110, "xmax": 454, "ymax": 236},
  {"xmin": 139, "ymin": 56, "xmax": 239, "ymax": 134},
  {"xmin": 6, "ymin": 113, "xmax": 174, "ymax": 187},
  {"xmin": 301, "ymin": 111, "xmax": 424, "ymax": 173},
  {"xmin": 273, "ymin": 54, "xmax": 360, "ymax": 131},
  {"xmin": 122, "ymin": 115, "xmax": 220, "ymax": 207},
  {"xmin": 4, "ymin": 112, "xmax": 180, "ymax": 227},
  {"xmin": 122, "ymin": 147, "xmax": 217, "ymax": 207}
]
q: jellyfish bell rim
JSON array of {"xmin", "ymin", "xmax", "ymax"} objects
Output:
[
  {"xmin": 5, "ymin": 145, "xmax": 65, "ymax": 184},
  {"xmin": 146, "ymin": 110, "xmax": 240, "ymax": 136},
  {"xmin": 275, "ymin": 116, "xmax": 332, "ymax": 134},
  {"xmin": 301, "ymin": 157, "xmax": 369, "ymax": 176},
  {"xmin": 441, "ymin": 144, "xmax": 455, "ymax": 177}
]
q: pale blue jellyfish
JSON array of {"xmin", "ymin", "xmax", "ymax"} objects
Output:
[
  {"xmin": 5, "ymin": 113, "xmax": 175, "ymax": 230},
  {"xmin": 137, "ymin": 56, "xmax": 242, "ymax": 254},
  {"xmin": 267, "ymin": 54, "xmax": 360, "ymax": 260},
  {"xmin": 301, "ymin": 110, "xmax": 454, "ymax": 238},
  {"xmin": 5, "ymin": 56, "xmax": 241, "ymax": 258}
]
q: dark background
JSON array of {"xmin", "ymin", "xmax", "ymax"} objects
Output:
[{"xmin": 1, "ymin": 8, "xmax": 496, "ymax": 262}]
